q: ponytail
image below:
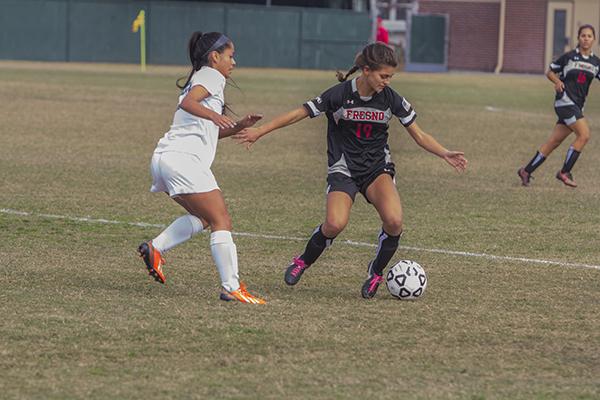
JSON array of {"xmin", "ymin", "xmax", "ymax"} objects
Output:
[{"xmin": 336, "ymin": 65, "xmax": 360, "ymax": 82}]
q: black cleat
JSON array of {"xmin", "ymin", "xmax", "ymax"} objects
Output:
[
  {"xmin": 284, "ymin": 257, "xmax": 308, "ymax": 286},
  {"xmin": 361, "ymin": 261, "xmax": 384, "ymax": 299}
]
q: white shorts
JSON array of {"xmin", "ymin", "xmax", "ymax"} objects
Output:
[{"xmin": 150, "ymin": 152, "xmax": 219, "ymax": 197}]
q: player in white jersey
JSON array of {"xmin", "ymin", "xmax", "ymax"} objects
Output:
[
  {"xmin": 138, "ymin": 31, "xmax": 266, "ymax": 304},
  {"xmin": 518, "ymin": 25, "xmax": 599, "ymax": 188}
]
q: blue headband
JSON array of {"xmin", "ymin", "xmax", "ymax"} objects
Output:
[{"xmin": 203, "ymin": 35, "xmax": 230, "ymax": 57}]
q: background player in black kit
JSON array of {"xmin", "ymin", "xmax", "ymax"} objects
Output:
[
  {"xmin": 518, "ymin": 25, "xmax": 600, "ymax": 188},
  {"xmin": 234, "ymin": 43, "xmax": 467, "ymax": 299}
]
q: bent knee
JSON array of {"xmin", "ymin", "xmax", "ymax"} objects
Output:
[
  {"xmin": 323, "ymin": 219, "xmax": 347, "ymax": 237},
  {"xmin": 382, "ymin": 217, "xmax": 403, "ymax": 236},
  {"xmin": 574, "ymin": 125, "xmax": 590, "ymax": 140},
  {"xmin": 209, "ymin": 214, "xmax": 232, "ymax": 232},
  {"xmin": 579, "ymin": 133, "xmax": 591, "ymax": 143}
]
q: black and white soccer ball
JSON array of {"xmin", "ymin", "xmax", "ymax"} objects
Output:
[{"xmin": 386, "ymin": 260, "xmax": 427, "ymax": 300}]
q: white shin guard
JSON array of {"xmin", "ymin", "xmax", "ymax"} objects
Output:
[
  {"xmin": 210, "ymin": 230, "xmax": 240, "ymax": 292},
  {"xmin": 153, "ymin": 214, "xmax": 204, "ymax": 253}
]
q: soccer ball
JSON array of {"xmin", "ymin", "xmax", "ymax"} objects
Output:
[{"xmin": 386, "ymin": 260, "xmax": 427, "ymax": 300}]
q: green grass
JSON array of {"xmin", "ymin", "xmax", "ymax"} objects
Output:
[{"xmin": 0, "ymin": 61, "xmax": 599, "ymax": 399}]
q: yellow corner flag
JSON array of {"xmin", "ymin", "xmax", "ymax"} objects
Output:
[
  {"xmin": 132, "ymin": 10, "xmax": 145, "ymax": 33},
  {"xmin": 132, "ymin": 10, "xmax": 146, "ymax": 72}
]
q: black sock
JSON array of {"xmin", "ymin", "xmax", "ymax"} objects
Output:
[
  {"xmin": 561, "ymin": 146, "xmax": 581, "ymax": 173},
  {"xmin": 299, "ymin": 225, "xmax": 335, "ymax": 266},
  {"xmin": 524, "ymin": 151, "xmax": 546, "ymax": 174},
  {"xmin": 370, "ymin": 229, "xmax": 401, "ymax": 276}
]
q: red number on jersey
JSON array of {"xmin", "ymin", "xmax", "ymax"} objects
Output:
[
  {"xmin": 577, "ymin": 72, "xmax": 587, "ymax": 84},
  {"xmin": 355, "ymin": 123, "xmax": 373, "ymax": 139}
]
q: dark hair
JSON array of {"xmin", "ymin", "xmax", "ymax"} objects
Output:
[
  {"xmin": 578, "ymin": 24, "xmax": 596, "ymax": 39},
  {"xmin": 335, "ymin": 42, "xmax": 398, "ymax": 82},
  {"xmin": 176, "ymin": 31, "xmax": 232, "ymax": 89}
]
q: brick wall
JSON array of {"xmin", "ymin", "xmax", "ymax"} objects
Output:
[
  {"xmin": 502, "ymin": 0, "xmax": 547, "ymax": 73},
  {"xmin": 419, "ymin": 1, "xmax": 500, "ymax": 71}
]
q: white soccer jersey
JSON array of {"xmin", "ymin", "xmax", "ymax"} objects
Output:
[{"xmin": 154, "ymin": 66, "xmax": 226, "ymax": 167}]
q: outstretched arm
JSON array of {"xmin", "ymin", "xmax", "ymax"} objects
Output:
[
  {"xmin": 219, "ymin": 114, "xmax": 263, "ymax": 139},
  {"xmin": 233, "ymin": 107, "xmax": 310, "ymax": 149},
  {"xmin": 405, "ymin": 122, "xmax": 467, "ymax": 172}
]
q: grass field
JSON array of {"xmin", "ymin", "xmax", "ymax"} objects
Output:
[{"xmin": 1, "ymin": 60, "xmax": 599, "ymax": 399}]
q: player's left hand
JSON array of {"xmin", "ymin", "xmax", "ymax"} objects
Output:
[
  {"xmin": 237, "ymin": 114, "xmax": 263, "ymax": 129},
  {"xmin": 442, "ymin": 151, "xmax": 468, "ymax": 172}
]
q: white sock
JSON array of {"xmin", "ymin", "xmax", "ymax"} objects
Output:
[
  {"xmin": 152, "ymin": 214, "xmax": 204, "ymax": 253},
  {"xmin": 210, "ymin": 230, "xmax": 240, "ymax": 292}
]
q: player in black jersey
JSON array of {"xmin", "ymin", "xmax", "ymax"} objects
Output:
[
  {"xmin": 234, "ymin": 43, "xmax": 467, "ymax": 299},
  {"xmin": 518, "ymin": 25, "xmax": 600, "ymax": 188}
]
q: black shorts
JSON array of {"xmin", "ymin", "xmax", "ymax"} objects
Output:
[
  {"xmin": 326, "ymin": 163, "xmax": 396, "ymax": 202},
  {"xmin": 555, "ymin": 105, "xmax": 584, "ymax": 126}
]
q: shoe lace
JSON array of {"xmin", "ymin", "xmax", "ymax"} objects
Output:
[
  {"xmin": 290, "ymin": 257, "xmax": 306, "ymax": 277},
  {"xmin": 368, "ymin": 274, "xmax": 384, "ymax": 292}
]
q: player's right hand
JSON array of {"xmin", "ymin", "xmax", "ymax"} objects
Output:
[
  {"xmin": 442, "ymin": 151, "xmax": 468, "ymax": 172},
  {"xmin": 555, "ymin": 81, "xmax": 565, "ymax": 93},
  {"xmin": 233, "ymin": 127, "xmax": 262, "ymax": 150}
]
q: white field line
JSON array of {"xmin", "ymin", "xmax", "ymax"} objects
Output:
[{"xmin": 2, "ymin": 208, "xmax": 600, "ymax": 271}]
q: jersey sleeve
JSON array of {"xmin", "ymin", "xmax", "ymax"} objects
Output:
[
  {"xmin": 549, "ymin": 53, "xmax": 569, "ymax": 74},
  {"xmin": 390, "ymin": 90, "xmax": 417, "ymax": 127},
  {"xmin": 190, "ymin": 68, "xmax": 226, "ymax": 96},
  {"xmin": 303, "ymin": 84, "xmax": 343, "ymax": 118}
]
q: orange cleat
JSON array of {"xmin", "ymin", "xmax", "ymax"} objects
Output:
[
  {"xmin": 220, "ymin": 282, "xmax": 266, "ymax": 304},
  {"xmin": 138, "ymin": 241, "xmax": 166, "ymax": 284}
]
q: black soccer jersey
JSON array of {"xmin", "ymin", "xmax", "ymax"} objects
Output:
[
  {"xmin": 303, "ymin": 78, "xmax": 416, "ymax": 183},
  {"xmin": 550, "ymin": 48, "xmax": 600, "ymax": 109}
]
